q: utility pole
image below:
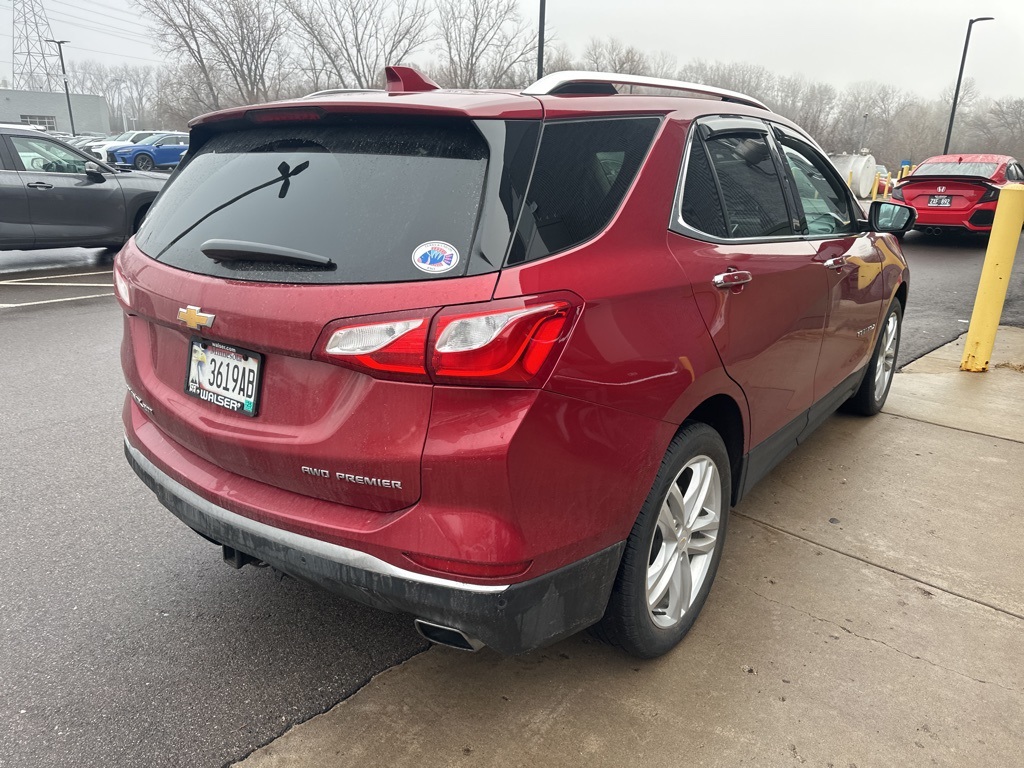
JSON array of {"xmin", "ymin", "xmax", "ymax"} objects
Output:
[
  {"xmin": 536, "ymin": 0, "xmax": 546, "ymax": 81},
  {"xmin": 943, "ymin": 16, "xmax": 993, "ymax": 155},
  {"xmin": 44, "ymin": 38, "xmax": 75, "ymax": 136}
]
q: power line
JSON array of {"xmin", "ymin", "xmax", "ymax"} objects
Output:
[
  {"xmin": 46, "ymin": 9, "xmax": 155, "ymax": 45},
  {"xmin": 47, "ymin": 0, "xmax": 136, "ymax": 26},
  {"xmin": 65, "ymin": 44, "xmax": 164, "ymax": 64}
]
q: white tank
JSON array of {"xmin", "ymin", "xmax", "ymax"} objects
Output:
[{"xmin": 829, "ymin": 153, "xmax": 877, "ymax": 199}]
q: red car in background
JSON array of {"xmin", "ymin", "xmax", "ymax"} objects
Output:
[{"xmin": 893, "ymin": 153, "xmax": 1024, "ymax": 235}]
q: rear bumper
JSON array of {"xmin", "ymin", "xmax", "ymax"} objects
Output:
[
  {"xmin": 911, "ymin": 202, "xmax": 996, "ymax": 231},
  {"xmin": 125, "ymin": 437, "xmax": 624, "ymax": 654}
]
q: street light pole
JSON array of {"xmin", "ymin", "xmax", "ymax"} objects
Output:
[
  {"xmin": 943, "ymin": 16, "xmax": 993, "ymax": 155},
  {"xmin": 44, "ymin": 39, "xmax": 76, "ymax": 136},
  {"xmin": 537, "ymin": 0, "xmax": 546, "ymax": 81}
]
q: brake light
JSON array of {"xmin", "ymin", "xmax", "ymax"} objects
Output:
[
  {"xmin": 432, "ymin": 301, "xmax": 573, "ymax": 385},
  {"xmin": 316, "ymin": 316, "xmax": 430, "ymax": 381},
  {"xmin": 245, "ymin": 107, "xmax": 325, "ymax": 123},
  {"xmin": 314, "ymin": 295, "xmax": 580, "ymax": 386},
  {"xmin": 978, "ymin": 186, "xmax": 1000, "ymax": 203},
  {"xmin": 892, "ymin": 186, "xmax": 904, "ymax": 201}
]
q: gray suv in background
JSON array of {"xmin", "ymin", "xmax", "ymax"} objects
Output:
[{"xmin": 0, "ymin": 126, "xmax": 166, "ymax": 252}]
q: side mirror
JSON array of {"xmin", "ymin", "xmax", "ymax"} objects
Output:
[
  {"xmin": 85, "ymin": 161, "xmax": 107, "ymax": 182},
  {"xmin": 869, "ymin": 200, "xmax": 915, "ymax": 233}
]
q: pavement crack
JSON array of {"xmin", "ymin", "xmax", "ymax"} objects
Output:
[
  {"xmin": 881, "ymin": 410, "xmax": 1024, "ymax": 445},
  {"xmin": 724, "ymin": 577, "xmax": 1019, "ymax": 693},
  {"xmin": 733, "ymin": 511, "xmax": 1024, "ymax": 623}
]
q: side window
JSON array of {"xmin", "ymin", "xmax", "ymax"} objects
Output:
[
  {"xmin": 703, "ymin": 134, "xmax": 792, "ymax": 238},
  {"xmin": 680, "ymin": 140, "xmax": 728, "ymax": 238},
  {"xmin": 778, "ymin": 140, "xmax": 855, "ymax": 236},
  {"xmin": 9, "ymin": 136, "xmax": 87, "ymax": 174},
  {"xmin": 508, "ymin": 116, "xmax": 661, "ymax": 264}
]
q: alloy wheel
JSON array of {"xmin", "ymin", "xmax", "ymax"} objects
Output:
[
  {"xmin": 874, "ymin": 312, "xmax": 899, "ymax": 402},
  {"xmin": 646, "ymin": 455, "xmax": 722, "ymax": 629}
]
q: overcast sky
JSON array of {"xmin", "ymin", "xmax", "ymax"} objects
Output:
[{"xmin": 1, "ymin": 0, "xmax": 1021, "ymax": 101}]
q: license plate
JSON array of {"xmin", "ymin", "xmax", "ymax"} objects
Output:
[
  {"xmin": 928, "ymin": 195, "xmax": 952, "ymax": 207},
  {"xmin": 185, "ymin": 339, "xmax": 262, "ymax": 417}
]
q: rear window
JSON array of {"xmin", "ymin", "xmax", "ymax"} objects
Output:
[
  {"xmin": 913, "ymin": 162, "xmax": 998, "ymax": 178},
  {"xmin": 136, "ymin": 121, "xmax": 492, "ymax": 284},
  {"xmin": 507, "ymin": 117, "xmax": 661, "ymax": 264}
]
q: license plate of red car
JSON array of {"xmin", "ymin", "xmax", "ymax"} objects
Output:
[
  {"xmin": 185, "ymin": 339, "xmax": 262, "ymax": 417},
  {"xmin": 928, "ymin": 195, "xmax": 952, "ymax": 207}
]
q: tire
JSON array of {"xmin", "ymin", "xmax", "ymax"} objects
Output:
[
  {"xmin": 133, "ymin": 153, "xmax": 155, "ymax": 171},
  {"xmin": 133, "ymin": 204, "xmax": 150, "ymax": 234},
  {"xmin": 592, "ymin": 422, "xmax": 731, "ymax": 658},
  {"xmin": 844, "ymin": 299, "xmax": 902, "ymax": 416}
]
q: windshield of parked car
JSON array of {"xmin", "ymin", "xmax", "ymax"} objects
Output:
[
  {"xmin": 136, "ymin": 120, "xmax": 492, "ymax": 284},
  {"xmin": 913, "ymin": 162, "xmax": 998, "ymax": 178},
  {"xmin": 112, "ymin": 132, "xmax": 133, "ymax": 141}
]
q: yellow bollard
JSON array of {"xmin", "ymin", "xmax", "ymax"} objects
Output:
[
  {"xmin": 960, "ymin": 184, "xmax": 1024, "ymax": 371},
  {"xmin": 871, "ymin": 172, "xmax": 880, "ymax": 201},
  {"xmin": 884, "ymin": 172, "xmax": 892, "ymax": 199},
  {"xmin": 847, "ymin": 170, "xmax": 854, "ymax": 189}
]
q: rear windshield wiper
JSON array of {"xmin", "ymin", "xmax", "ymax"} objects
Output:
[{"xmin": 200, "ymin": 239, "xmax": 335, "ymax": 268}]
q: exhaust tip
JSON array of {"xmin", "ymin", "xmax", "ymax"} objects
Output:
[{"xmin": 414, "ymin": 619, "xmax": 485, "ymax": 652}]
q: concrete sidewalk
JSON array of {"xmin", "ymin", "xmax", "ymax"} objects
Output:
[{"xmin": 235, "ymin": 330, "xmax": 1024, "ymax": 768}]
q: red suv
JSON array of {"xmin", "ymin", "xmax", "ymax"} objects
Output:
[{"xmin": 117, "ymin": 68, "xmax": 913, "ymax": 658}]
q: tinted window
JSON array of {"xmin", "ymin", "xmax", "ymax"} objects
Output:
[
  {"xmin": 508, "ymin": 117, "xmax": 660, "ymax": 264},
  {"xmin": 137, "ymin": 121, "xmax": 491, "ymax": 284},
  {"xmin": 704, "ymin": 135, "xmax": 792, "ymax": 238},
  {"xmin": 779, "ymin": 141, "xmax": 855, "ymax": 236},
  {"xmin": 680, "ymin": 140, "xmax": 728, "ymax": 238}
]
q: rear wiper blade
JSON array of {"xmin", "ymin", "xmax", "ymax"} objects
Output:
[{"xmin": 200, "ymin": 239, "xmax": 335, "ymax": 268}]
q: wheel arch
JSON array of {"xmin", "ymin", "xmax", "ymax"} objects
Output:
[
  {"xmin": 894, "ymin": 280, "xmax": 908, "ymax": 311},
  {"xmin": 680, "ymin": 394, "xmax": 745, "ymax": 506}
]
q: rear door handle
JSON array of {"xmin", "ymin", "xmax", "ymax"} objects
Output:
[
  {"xmin": 26, "ymin": 182, "xmax": 53, "ymax": 190},
  {"xmin": 823, "ymin": 257, "xmax": 846, "ymax": 270},
  {"xmin": 712, "ymin": 270, "xmax": 753, "ymax": 289}
]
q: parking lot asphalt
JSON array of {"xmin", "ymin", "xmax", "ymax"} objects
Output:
[{"xmin": 235, "ymin": 329, "xmax": 1024, "ymax": 768}]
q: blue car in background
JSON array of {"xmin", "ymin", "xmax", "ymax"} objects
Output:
[{"xmin": 107, "ymin": 132, "xmax": 189, "ymax": 171}]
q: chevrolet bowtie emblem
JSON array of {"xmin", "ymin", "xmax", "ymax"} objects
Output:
[{"xmin": 177, "ymin": 305, "xmax": 215, "ymax": 330}]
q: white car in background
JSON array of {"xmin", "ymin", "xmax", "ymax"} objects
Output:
[{"xmin": 83, "ymin": 130, "xmax": 168, "ymax": 161}]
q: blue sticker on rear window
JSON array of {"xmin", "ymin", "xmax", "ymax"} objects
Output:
[{"xmin": 411, "ymin": 241, "xmax": 460, "ymax": 274}]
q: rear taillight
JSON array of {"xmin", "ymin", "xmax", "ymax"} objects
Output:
[
  {"xmin": 978, "ymin": 186, "xmax": 999, "ymax": 203},
  {"xmin": 313, "ymin": 295, "xmax": 580, "ymax": 386},
  {"xmin": 892, "ymin": 186, "xmax": 904, "ymax": 201},
  {"xmin": 315, "ymin": 315, "xmax": 430, "ymax": 381},
  {"xmin": 432, "ymin": 301, "xmax": 571, "ymax": 384}
]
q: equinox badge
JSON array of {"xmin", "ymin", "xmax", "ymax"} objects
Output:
[{"xmin": 178, "ymin": 305, "xmax": 215, "ymax": 330}]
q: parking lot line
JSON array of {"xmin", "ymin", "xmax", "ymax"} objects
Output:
[
  {"xmin": 0, "ymin": 293, "xmax": 114, "ymax": 309},
  {"xmin": 1, "ymin": 282, "xmax": 113, "ymax": 287},
  {"xmin": 0, "ymin": 270, "xmax": 112, "ymax": 283}
]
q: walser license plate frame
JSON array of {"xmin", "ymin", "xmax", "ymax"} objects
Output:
[{"xmin": 185, "ymin": 338, "xmax": 262, "ymax": 417}]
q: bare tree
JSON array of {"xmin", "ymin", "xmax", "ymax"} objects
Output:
[
  {"xmin": 581, "ymin": 37, "xmax": 648, "ymax": 75},
  {"xmin": 285, "ymin": 0, "xmax": 432, "ymax": 89},
  {"xmin": 135, "ymin": 0, "xmax": 224, "ymax": 110},
  {"xmin": 433, "ymin": 0, "xmax": 535, "ymax": 89},
  {"xmin": 199, "ymin": 0, "xmax": 291, "ymax": 103}
]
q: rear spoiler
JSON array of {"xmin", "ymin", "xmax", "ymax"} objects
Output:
[{"xmin": 897, "ymin": 174, "xmax": 997, "ymax": 187}]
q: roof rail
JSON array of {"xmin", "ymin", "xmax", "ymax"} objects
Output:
[
  {"xmin": 522, "ymin": 71, "xmax": 770, "ymax": 112},
  {"xmin": 302, "ymin": 88, "xmax": 383, "ymax": 99}
]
